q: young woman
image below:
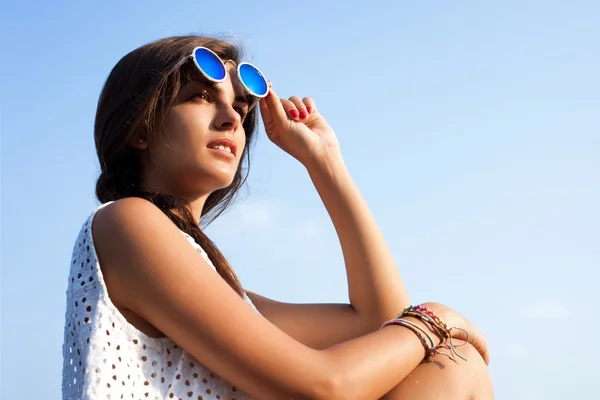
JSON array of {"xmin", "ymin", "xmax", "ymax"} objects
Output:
[{"xmin": 62, "ymin": 35, "xmax": 493, "ymax": 399}]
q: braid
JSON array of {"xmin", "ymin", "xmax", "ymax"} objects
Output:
[{"xmin": 96, "ymin": 159, "xmax": 244, "ymax": 297}]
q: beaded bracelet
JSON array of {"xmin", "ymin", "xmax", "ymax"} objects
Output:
[
  {"xmin": 400, "ymin": 305, "xmax": 469, "ymax": 362},
  {"xmin": 380, "ymin": 305, "xmax": 470, "ymax": 363}
]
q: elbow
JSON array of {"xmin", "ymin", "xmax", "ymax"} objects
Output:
[
  {"xmin": 309, "ymin": 371, "xmax": 356, "ymax": 400},
  {"xmin": 290, "ymin": 353, "xmax": 358, "ymax": 400}
]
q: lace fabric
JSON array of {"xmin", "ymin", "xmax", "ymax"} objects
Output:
[{"xmin": 62, "ymin": 204, "xmax": 255, "ymax": 400}]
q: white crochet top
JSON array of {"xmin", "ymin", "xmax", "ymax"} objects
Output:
[{"xmin": 62, "ymin": 204, "xmax": 256, "ymax": 400}]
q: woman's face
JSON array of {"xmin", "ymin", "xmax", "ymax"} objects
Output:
[{"xmin": 140, "ymin": 62, "xmax": 252, "ymax": 198}]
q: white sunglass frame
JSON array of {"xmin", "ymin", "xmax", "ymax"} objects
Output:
[{"xmin": 172, "ymin": 46, "xmax": 269, "ymax": 99}]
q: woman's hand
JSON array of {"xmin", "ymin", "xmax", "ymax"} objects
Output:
[
  {"xmin": 422, "ymin": 302, "xmax": 490, "ymax": 365},
  {"xmin": 258, "ymin": 85, "xmax": 341, "ymax": 169}
]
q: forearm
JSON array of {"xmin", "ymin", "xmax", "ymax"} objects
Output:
[
  {"xmin": 306, "ymin": 153, "xmax": 410, "ymax": 328},
  {"xmin": 318, "ymin": 319, "xmax": 437, "ymax": 400}
]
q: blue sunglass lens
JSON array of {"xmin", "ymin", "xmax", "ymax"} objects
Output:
[
  {"xmin": 238, "ymin": 64, "xmax": 268, "ymax": 97},
  {"xmin": 194, "ymin": 48, "xmax": 226, "ymax": 81}
]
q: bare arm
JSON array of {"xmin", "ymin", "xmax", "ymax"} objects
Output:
[
  {"xmin": 308, "ymin": 153, "xmax": 410, "ymax": 327},
  {"xmin": 246, "ymin": 291, "xmax": 366, "ymax": 350},
  {"xmin": 253, "ymin": 90, "xmax": 410, "ymax": 348},
  {"xmin": 246, "ymin": 154, "xmax": 409, "ymax": 349},
  {"xmin": 94, "ymin": 198, "xmax": 436, "ymax": 400}
]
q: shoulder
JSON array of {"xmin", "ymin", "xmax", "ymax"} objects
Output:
[
  {"xmin": 92, "ymin": 196, "xmax": 190, "ymax": 260},
  {"xmin": 92, "ymin": 197, "xmax": 185, "ymax": 278},
  {"xmin": 92, "ymin": 197, "xmax": 207, "ymax": 309},
  {"xmin": 93, "ymin": 197, "xmax": 181, "ymax": 243},
  {"xmin": 95, "ymin": 197, "xmax": 165, "ymax": 227}
]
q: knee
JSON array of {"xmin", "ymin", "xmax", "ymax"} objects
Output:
[
  {"xmin": 442, "ymin": 343, "xmax": 493, "ymax": 399},
  {"xmin": 383, "ymin": 343, "xmax": 494, "ymax": 400}
]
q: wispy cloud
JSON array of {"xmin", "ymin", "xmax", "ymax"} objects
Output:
[
  {"xmin": 520, "ymin": 302, "xmax": 568, "ymax": 320},
  {"xmin": 299, "ymin": 218, "xmax": 329, "ymax": 243},
  {"xmin": 238, "ymin": 201, "xmax": 277, "ymax": 225},
  {"xmin": 207, "ymin": 200, "xmax": 333, "ymax": 265},
  {"xmin": 523, "ymin": 390, "xmax": 543, "ymax": 400},
  {"xmin": 506, "ymin": 343, "xmax": 529, "ymax": 360},
  {"xmin": 207, "ymin": 200, "xmax": 282, "ymax": 241}
]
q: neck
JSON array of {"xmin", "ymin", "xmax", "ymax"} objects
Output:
[
  {"xmin": 187, "ymin": 195, "xmax": 208, "ymax": 223},
  {"xmin": 139, "ymin": 177, "xmax": 210, "ymax": 223}
]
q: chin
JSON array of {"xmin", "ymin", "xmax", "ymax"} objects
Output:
[
  {"xmin": 185, "ymin": 162, "xmax": 239, "ymax": 194},
  {"xmin": 206, "ymin": 171, "xmax": 238, "ymax": 191}
]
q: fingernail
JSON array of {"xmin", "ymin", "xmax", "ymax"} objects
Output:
[
  {"xmin": 306, "ymin": 106, "xmax": 312, "ymax": 114},
  {"xmin": 290, "ymin": 109, "xmax": 299, "ymax": 118},
  {"xmin": 299, "ymin": 110, "xmax": 307, "ymax": 119}
]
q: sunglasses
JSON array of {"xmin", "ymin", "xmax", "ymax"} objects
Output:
[{"xmin": 172, "ymin": 46, "xmax": 269, "ymax": 106}]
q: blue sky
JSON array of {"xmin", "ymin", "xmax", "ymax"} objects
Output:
[{"xmin": 1, "ymin": 0, "xmax": 599, "ymax": 398}]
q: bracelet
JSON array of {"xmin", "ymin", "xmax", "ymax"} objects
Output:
[
  {"xmin": 381, "ymin": 318, "xmax": 436, "ymax": 349},
  {"xmin": 400, "ymin": 305, "xmax": 469, "ymax": 362},
  {"xmin": 381, "ymin": 318, "xmax": 434, "ymax": 358},
  {"xmin": 381, "ymin": 304, "xmax": 470, "ymax": 363}
]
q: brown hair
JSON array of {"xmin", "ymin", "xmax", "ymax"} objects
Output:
[{"xmin": 94, "ymin": 35, "xmax": 258, "ymax": 296}]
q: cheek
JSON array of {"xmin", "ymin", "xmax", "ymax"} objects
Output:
[
  {"xmin": 161, "ymin": 108, "xmax": 207, "ymax": 150},
  {"xmin": 239, "ymin": 134, "xmax": 247, "ymax": 154},
  {"xmin": 235, "ymin": 136, "xmax": 248, "ymax": 167}
]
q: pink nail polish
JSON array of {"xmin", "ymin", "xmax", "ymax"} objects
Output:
[
  {"xmin": 299, "ymin": 110, "xmax": 307, "ymax": 119},
  {"xmin": 290, "ymin": 109, "xmax": 299, "ymax": 118},
  {"xmin": 306, "ymin": 106, "xmax": 312, "ymax": 114}
]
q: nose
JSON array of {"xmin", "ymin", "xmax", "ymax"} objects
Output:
[{"xmin": 213, "ymin": 104, "xmax": 242, "ymax": 133}]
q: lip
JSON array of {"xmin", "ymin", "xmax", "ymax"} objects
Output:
[{"xmin": 206, "ymin": 137, "xmax": 238, "ymax": 158}]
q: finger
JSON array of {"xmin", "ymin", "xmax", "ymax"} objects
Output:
[
  {"xmin": 280, "ymin": 98, "xmax": 300, "ymax": 120},
  {"xmin": 450, "ymin": 324, "xmax": 488, "ymax": 365},
  {"xmin": 302, "ymin": 96, "xmax": 317, "ymax": 115},
  {"xmin": 262, "ymin": 86, "xmax": 290, "ymax": 128},
  {"xmin": 460, "ymin": 318, "xmax": 490, "ymax": 365},
  {"xmin": 467, "ymin": 330, "xmax": 489, "ymax": 365},
  {"xmin": 288, "ymin": 96, "xmax": 308, "ymax": 120},
  {"xmin": 258, "ymin": 96, "xmax": 272, "ymax": 123},
  {"xmin": 482, "ymin": 340, "xmax": 490, "ymax": 365}
]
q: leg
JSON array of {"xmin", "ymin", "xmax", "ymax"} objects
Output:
[{"xmin": 382, "ymin": 343, "xmax": 493, "ymax": 400}]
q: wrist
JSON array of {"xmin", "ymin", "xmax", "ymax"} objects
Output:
[
  {"xmin": 391, "ymin": 304, "xmax": 472, "ymax": 363},
  {"xmin": 306, "ymin": 153, "xmax": 354, "ymax": 203},
  {"xmin": 382, "ymin": 316, "xmax": 442, "ymax": 359},
  {"xmin": 304, "ymin": 148, "xmax": 346, "ymax": 179},
  {"xmin": 403, "ymin": 316, "xmax": 443, "ymax": 345}
]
